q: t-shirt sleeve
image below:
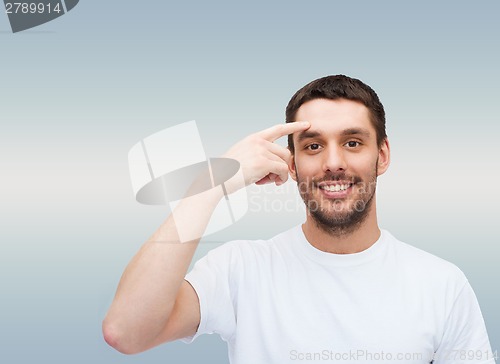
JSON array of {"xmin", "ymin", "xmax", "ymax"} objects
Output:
[
  {"xmin": 180, "ymin": 242, "xmax": 238, "ymax": 344},
  {"xmin": 433, "ymin": 280, "xmax": 496, "ymax": 364}
]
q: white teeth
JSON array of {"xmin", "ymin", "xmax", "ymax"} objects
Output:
[{"xmin": 320, "ymin": 184, "xmax": 351, "ymax": 192}]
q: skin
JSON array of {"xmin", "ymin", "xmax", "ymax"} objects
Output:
[{"xmin": 289, "ymin": 98, "xmax": 390, "ymax": 254}]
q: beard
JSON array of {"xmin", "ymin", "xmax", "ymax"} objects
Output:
[{"xmin": 296, "ymin": 164, "xmax": 378, "ymax": 237}]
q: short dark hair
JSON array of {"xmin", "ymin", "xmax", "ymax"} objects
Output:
[{"xmin": 285, "ymin": 75, "xmax": 387, "ymax": 152}]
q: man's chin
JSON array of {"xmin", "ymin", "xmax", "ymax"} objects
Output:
[
  {"xmin": 306, "ymin": 197, "xmax": 373, "ymax": 235},
  {"xmin": 314, "ymin": 200, "xmax": 357, "ymax": 215},
  {"xmin": 308, "ymin": 209, "xmax": 366, "ymax": 235},
  {"xmin": 311, "ymin": 211, "xmax": 355, "ymax": 225}
]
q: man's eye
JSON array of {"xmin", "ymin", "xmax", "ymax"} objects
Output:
[
  {"xmin": 345, "ymin": 141, "xmax": 360, "ymax": 148},
  {"xmin": 307, "ymin": 143, "xmax": 321, "ymax": 151}
]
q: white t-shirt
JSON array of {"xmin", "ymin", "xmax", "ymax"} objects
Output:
[{"xmin": 182, "ymin": 225, "xmax": 495, "ymax": 364}]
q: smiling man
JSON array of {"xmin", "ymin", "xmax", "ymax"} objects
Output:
[
  {"xmin": 288, "ymin": 96, "xmax": 389, "ymax": 254},
  {"xmin": 103, "ymin": 75, "xmax": 495, "ymax": 363}
]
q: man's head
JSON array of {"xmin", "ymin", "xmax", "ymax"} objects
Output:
[
  {"xmin": 286, "ymin": 75, "xmax": 387, "ymax": 153},
  {"xmin": 285, "ymin": 75, "xmax": 390, "ymax": 236}
]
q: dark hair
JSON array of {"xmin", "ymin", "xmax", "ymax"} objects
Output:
[{"xmin": 285, "ymin": 75, "xmax": 386, "ymax": 152}]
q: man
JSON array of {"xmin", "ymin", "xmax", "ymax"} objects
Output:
[{"xmin": 103, "ymin": 75, "xmax": 495, "ymax": 363}]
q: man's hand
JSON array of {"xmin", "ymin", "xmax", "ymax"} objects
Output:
[{"xmin": 223, "ymin": 122, "xmax": 310, "ymax": 191}]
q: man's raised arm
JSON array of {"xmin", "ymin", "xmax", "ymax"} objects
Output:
[{"xmin": 102, "ymin": 122, "xmax": 310, "ymax": 354}]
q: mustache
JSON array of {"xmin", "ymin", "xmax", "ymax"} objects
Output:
[{"xmin": 311, "ymin": 172, "xmax": 362, "ymax": 186}]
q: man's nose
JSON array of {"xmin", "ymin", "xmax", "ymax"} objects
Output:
[{"xmin": 322, "ymin": 145, "xmax": 347, "ymax": 173}]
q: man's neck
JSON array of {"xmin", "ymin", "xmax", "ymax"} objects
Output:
[{"xmin": 301, "ymin": 209, "xmax": 381, "ymax": 254}]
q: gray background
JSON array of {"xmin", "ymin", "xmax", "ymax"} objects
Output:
[{"xmin": 0, "ymin": 1, "xmax": 498, "ymax": 363}]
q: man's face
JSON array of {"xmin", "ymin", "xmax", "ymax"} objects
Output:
[{"xmin": 289, "ymin": 98, "xmax": 390, "ymax": 234}]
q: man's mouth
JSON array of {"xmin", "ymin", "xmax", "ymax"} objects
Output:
[
  {"xmin": 319, "ymin": 183, "xmax": 352, "ymax": 192},
  {"xmin": 316, "ymin": 181, "xmax": 355, "ymax": 198}
]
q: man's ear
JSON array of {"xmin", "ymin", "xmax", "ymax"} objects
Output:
[
  {"xmin": 288, "ymin": 148, "xmax": 297, "ymax": 182},
  {"xmin": 377, "ymin": 138, "xmax": 391, "ymax": 176}
]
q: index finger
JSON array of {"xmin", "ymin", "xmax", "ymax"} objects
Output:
[{"xmin": 259, "ymin": 121, "xmax": 310, "ymax": 142}]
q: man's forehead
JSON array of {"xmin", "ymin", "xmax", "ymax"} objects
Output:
[
  {"xmin": 295, "ymin": 98, "xmax": 370, "ymax": 119},
  {"xmin": 293, "ymin": 99, "xmax": 374, "ymax": 140}
]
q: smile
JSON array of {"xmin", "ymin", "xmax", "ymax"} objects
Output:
[{"xmin": 319, "ymin": 184, "xmax": 352, "ymax": 192}]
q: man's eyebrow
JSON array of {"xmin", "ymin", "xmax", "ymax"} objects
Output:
[
  {"xmin": 341, "ymin": 128, "xmax": 371, "ymax": 138},
  {"xmin": 296, "ymin": 130, "xmax": 322, "ymax": 143}
]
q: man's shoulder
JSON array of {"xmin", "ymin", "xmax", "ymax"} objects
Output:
[{"xmin": 384, "ymin": 230, "xmax": 467, "ymax": 285}]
